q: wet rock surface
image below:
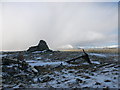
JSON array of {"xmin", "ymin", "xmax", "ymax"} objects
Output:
[{"xmin": 1, "ymin": 50, "xmax": 119, "ymax": 89}]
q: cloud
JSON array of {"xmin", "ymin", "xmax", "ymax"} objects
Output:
[
  {"xmin": 58, "ymin": 44, "xmax": 73, "ymax": 49},
  {"xmin": 1, "ymin": 2, "xmax": 118, "ymax": 50},
  {"xmin": 1, "ymin": 0, "xmax": 120, "ymax": 2}
]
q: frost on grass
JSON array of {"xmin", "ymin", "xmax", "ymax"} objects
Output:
[{"xmin": 2, "ymin": 51, "xmax": 119, "ymax": 89}]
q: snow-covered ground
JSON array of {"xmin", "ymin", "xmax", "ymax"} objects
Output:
[
  {"xmin": 25, "ymin": 59, "xmax": 118, "ymax": 88},
  {"xmin": 2, "ymin": 51, "xmax": 119, "ymax": 89}
]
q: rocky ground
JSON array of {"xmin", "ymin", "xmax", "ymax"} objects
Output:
[{"xmin": 1, "ymin": 50, "xmax": 120, "ymax": 89}]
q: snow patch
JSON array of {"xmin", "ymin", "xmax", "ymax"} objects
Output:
[
  {"xmin": 36, "ymin": 57, "xmax": 42, "ymax": 60},
  {"xmin": 89, "ymin": 53, "xmax": 106, "ymax": 57},
  {"xmin": 32, "ymin": 50, "xmax": 47, "ymax": 54},
  {"xmin": 92, "ymin": 61, "xmax": 100, "ymax": 64},
  {"xmin": 0, "ymin": 54, "xmax": 7, "ymax": 58},
  {"xmin": 26, "ymin": 60, "xmax": 68, "ymax": 67}
]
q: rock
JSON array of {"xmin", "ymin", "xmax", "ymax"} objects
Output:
[
  {"xmin": 104, "ymin": 80, "xmax": 111, "ymax": 82},
  {"xmin": 76, "ymin": 78, "xmax": 83, "ymax": 83},
  {"xmin": 17, "ymin": 53, "xmax": 24, "ymax": 61},
  {"xmin": 30, "ymin": 66, "xmax": 38, "ymax": 74},
  {"xmin": 84, "ymin": 76, "xmax": 91, "ymax": 79},
  {"xmin": 83, "ymin": 87, "xmax": 89, "ymax": 89},
  {"xmin": 37, "ymin": 40, "xmax": 49, "ymax": 51},
  {"xmin": 34, "ymin": 66, "xmax": 43, "ymax": 72},
  {"xmin": 95, "ymin": 82, "xmax": 101, "ymax": 85},
  {"xmin": 41, "ymin": 76, "xmax": 54, "ymax": 83},
  {"xmin": 27, "ymin": 40, "xmax": 52, "ymax": 52},
  {"xmin": 2, "ymin": 72, "xmax": 10, "ymax": 79},
  {"xmin": 27, "ymin": 46, "xmax": 37, "ymax": 52},
  {"xmin": 2, "ymin": 57, "xmax": 18, "ymax": 65},
  {"xmin": 6, "ymin": 67, "xmax": 19, "ymax": 75},
  {"xmin": 90, "ymin": 73, "xmax": 94, "ymax": 76},
  {"xmin": 37, "ymin": 78, "xmax": 41, "ymax": 83},
  {"xmin": 68, "ymin": 71, "xmax": 74, "ymax": 73},
  {"xmin": 62, "ymin": 76, "xmax": 66, "ymax": 78},
  {"xmin": 103, "ymin": 86, "xmax": 109, "ymax": 90},
  {"xmin": 19, "ymin": 84, "xmax": 25, "ymax": 88},
  {"xmin": 101, "ymin": 71, "xmax": 109, "ymax": 73},
  {"xmin": 57, "ymin": 82, "xmax": 61, "ymax": 84}
]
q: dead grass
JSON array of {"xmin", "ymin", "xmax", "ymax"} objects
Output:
[
  {"xmin": 86, "ymin": 48, "xmax": 118, "ymax": 53},
  {"xmin": 60, "ymin": 48, "xmax": 118, "ymax": 53}
]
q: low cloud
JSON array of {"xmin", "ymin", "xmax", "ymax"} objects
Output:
[{"xmin": 1, "ymin": 2, "xmax": 118, "ymax": 50}]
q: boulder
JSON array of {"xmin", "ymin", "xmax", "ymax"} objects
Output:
[
  {"xmin": 37, "ymin": 40, "xmax": 49, "ymax": 51},
  {"xmin": 27, "ymin": 40, "xmax": 52, "ymax": 52}
]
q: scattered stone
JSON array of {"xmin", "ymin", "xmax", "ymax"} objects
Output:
[
  {"xmin": 84, "ymin": 76, "xmax": 91, "ymax": 79},
  {"xmin": 91, "ymin": 68, "xmax": 97, "ymax": 72},
  {"xmin": 83, "ymin": 87, "xmax": 89, "ymax": 89},
  {"xmin": 101, "ymin": 71, "xmax": 109, "ymax": 73},
  {"xmin": 114, "ymin": 72, "xmax": 119, "ymax": 75},
  {"xmin": 104, "ymin": 80, "xmax": 111, "ymax": 82},
  {"xmin": 57, "ymin": 82, "xmax": 61, "ymax": 84},
  {"xmin": 76, "ymin": 78, "xmax": 83, "ymax": 83},
  {"xmin": 2, "ymin": 50, "xmax": 119, "ymax": 88},
  {"xmin": 68, "ymin": 71, "xmax": 74, "ymax": 73},
  {"xmin": 19, "ymin": 84, "xmax": 25, "ymax": 88},
  {"xmin": 103, "ymin": 86, "xmax": 109, "ymax": 90},
  {"xmin": 91, "ymin": 73, "xmax": 94, "ymax": 76},
  {"xmin": 37, "ymin": 78, "xmax": 41, "ymax": 83},
  {"xmin": 5, "ymin": 67, "xmax": 19, "ymax": 76},
  {"xmin": 2, "ymin": 57, "xmax": 18, "ymax": 65},
  {"xmin": 95, "ymin": 82, "xmax": 101, "ymax": 85},
  {"xmin": 62, "ymin": 76, "xmax": 66, "ymax": 78},
  {"xmin": 41, "ymin": 76, "xmax": 54, "ymax": 83},
  {"xmin": 114, "ymin": 65, "xmax": 119, "ymax": 68}
]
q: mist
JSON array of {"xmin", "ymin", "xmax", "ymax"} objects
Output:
[{"xmin": 1, "ymin": 2, "xmax": 118, "ymax": 51}]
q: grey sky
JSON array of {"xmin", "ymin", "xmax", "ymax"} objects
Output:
[{"xmin": 1, "ymin": 2, "xmax": 118, "ymax": 51}]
